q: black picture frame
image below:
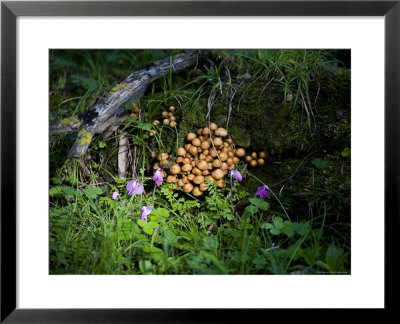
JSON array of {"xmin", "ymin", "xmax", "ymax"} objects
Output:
[{"xmin": 1, "ymin": 0, "xmax": 398, "ymax": 322}]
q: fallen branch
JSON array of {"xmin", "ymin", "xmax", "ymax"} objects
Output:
[{"xmin": 49, "ymin": 50, "xmax": 199, "ymax": 158}]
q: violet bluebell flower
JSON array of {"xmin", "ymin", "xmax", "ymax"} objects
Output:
[
  {"xmin": 256, "ymin": 185, "xmax": 269, "ymax": 198},
  {"xmin": 229, "ymin": 169, "xmax": 242, "ymax": 182},
  {"xmin": 141, "ymin": 205, "xmax": 152, "ymax": 222},
  {"xmin": 112, "ymin": 191, "xmax": 119, "ymax": 201},
  {"xmin": 152, "ymin": 168, "xmax": 164, "ymax": 186},
  {"xmin": 126, "ymin": 179, "xmax": 144, "ymax": 195}
]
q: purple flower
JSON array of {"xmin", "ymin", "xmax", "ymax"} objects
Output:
[
  {"xmin": 256, "ymin": 185, "xmax": 269, "ymax": 198},
  {"xmin": 126, "ymin": 179, "xmax": 144, "ymax": 195},
  {"xmin": 229, "ymin": 169, "xmax": 242, "ymax": 182},
  {"xmin": 141, "ymin": 205, "xmax": 152, "ymax": 222},
  {"xmin": 112, "ymin": 191, "xmax": 119, "ymax": 200},
  {"xmin": 152, "ymin": 168, "xmax": 164, "ymax": 186}
]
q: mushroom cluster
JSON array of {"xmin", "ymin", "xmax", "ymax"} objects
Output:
[
  {"xmin": 131, "ymin": 102, "xmax": 140, "ymax": 119},
  {"xmin": 245, "ymin": 151, "xmax": 266, "ymax": 167},
  {"xmin": 156, "ymin": 123, "xmax": 246, "ymax": 197},
  {"xmin": 149, "ymin": 106, "xmax": 177, "ymax": 137}
]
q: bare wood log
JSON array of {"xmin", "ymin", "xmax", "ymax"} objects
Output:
[
  {"xmin": 49, "ymin": 50, "xmax": 199, "ymax": 158},
  {"xmin": 118, "ymin": 135, "xmax": 129, "ymax": 179}
]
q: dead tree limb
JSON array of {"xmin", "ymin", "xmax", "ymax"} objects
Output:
[{"xmin": 49, "ymin": 50, "xmax": 199, "ymax": 158}]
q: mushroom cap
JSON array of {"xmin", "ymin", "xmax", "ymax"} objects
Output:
[
  {"xmin": 184, "ymin": 143, "xmax": 192, "ymax": 151},
  {"xmin": 216, "ymin": 128, "xmax": 228, "ymax": 137},
  {"xmin": 245, "ymin": 155, "xmax": 252, "ymax": 162},
  {"xmin": 187, "ymin": 133, "xmax": 197, "ymax": 141},
  {"xmin": 197, "ymin": 160, "xmax": 208, "ymax": 171},
  {"xmin": 192, "ymin": 167, "xmax": 202, "ymax": 176},
  {"xmin": 187, "ymin": 174, "xmax": 195, "ymax": 181},
  {"xmin": 199, "ymin": 182, "xmax": 208, "ymax": 191},
  {"xmin": 167, "ymin": 175, "xmax": 177, "ymax": 183},
  {"xmin": 197, "ymin": 128, "xmax": 203, "ymax": 135},
  {"xmin": 228, "ymin": 151, "xmax": 235, "ymax": 158},
  {"xmin": 188, "ymin": 146, "xmax": 198, "ymax": 156},
  {"xmin": 235, "ymin": 148, "xmax": 245, "ymax": 157},
  {"xmin": 152, "ymin": 120, "xmax": 160, "ymax": 126},
  {"xmin": 209, "ymin": 149, "xmax": 218, "ymax": 158},
  {"xmin": 177, "ymin": 147, "xmax": 186, "ymax": 156},
  {"xmin": 192, "ymin": 138, "xmax": 201, "ymax": 147},
  {"xmin": 169, "ymin": 106, "xmax": 176, "ymax": 112},
  {"xmin": 219, "ymin": 152, "xmax": 228, "ymax": 161},
  {"xmin": 183, "ymin": 183, "xmax": 193, "ymax": 193},
  {"xmin": 200, "ymin": 141, "xmax": 210, "ymax": 150},
  {"xmin": 221, "ymin": 162, "xmax": 229, "ymax": 171},
  {"xmin": 212, "ymin": 169, "xmax": 224, "ymax": 180},
  {"xmin": 257, "ymin": 158, "xmax": 265, "ymax": 166},
  {"xmin": 169, "ymin": 164, "xmax": 181, "ymax": 175},
  {"xmin": 192, "ymin": 186, "xmax": 203, "ymax": 196},
  {"xmin": 170, "ymin": 116, "xmax": 176, "ymax": 121},
  {"xmin": 153, "ymin": 163, "xmax": 160, "ymax": 170},
  {"xmin": 213, "ymin": 137, "xmax": 223, "ymax": 147},
  {"xmin": 259, "ymin": 152, "xmax": 266, "ymax": 158},
  {"xmin": 162, "ymin": 111, "xmax": 168, "ymax": 118},
  {"xmin": 250, "ymin": 160, "xmax": 257, "ymax": 167},
  {"xmin": 170, "ymin": 121, "xmax": 177, "ymax": 128},
  {"xmin": 182, "ymin": 163, "xmax": 193, "ymax": 172},
  {"xmin": 216, "ymin": 179, "xmax": 226, "ymax": 188},
  {"xmin": 205, "ymin": 155, "xmax": 213, "ymax": 163},
  {"xmin": 158, "ymin": 153, "xmax": 169, "ymax": 161},
  {"xmin": 212, "ymin": 159, "xmax": 222, "ymax": 168},
  {"xmin": 168, "ymin": 112, "xmax": 174, "ymax": 118},
  {"xmin": 176, "ymin": 157, "xmax": 183, "ymax": 163},
  {"xmin": 202, "ymin": 170, "xmax": 210, "ymax": 176},
  {"xmin": 251, "ymin": 152, "xmax": 258, "ymax": 159},
  {"xmin": 209, "ymin": 122, "xmax": 218, "ymax": 131},
  {"xmin": 177, "ymin": 179, "xmax": 184, "ymax": 187},
  {"xmin": 163, "ymin": 118, "xmax": 170, "ymax": 126},
  {"xmin": 193, "ymin": 175, "xmax": 204, "ymax": 185},
  {"xmin": 202, "ymin": 127, "xmax": 210, "ymax": 135},
  {"xmin": 182, "ymin": 176, "xmax": 188, "ymax": 184},
  {"xmin": 226, "ymin": 157, "xmax": 234, "ymax": 166},
  {"xmin": 233, "ymin": 157, "xmax": 240, "ymax": 164}
]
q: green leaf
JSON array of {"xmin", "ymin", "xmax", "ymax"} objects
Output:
[
  {"xmin": 341, "ymin": 147, "xmax": 351, "ymax": 157},
  {"xmin": 246, "ymin": 205, "xmax": 259, "ymax": 215},
  {"xmin": 325, "ymin": 245, "xmax": 339, "ymax": 270},
  {"xmin": 50, "ymin": 186, "xmax": 63, "ymax": 197},
  {"xmin": 249, "ymin": 198, "xmax": 270, "ymax": 211},
  {"xmin": 136, "ymin": 122, "xmax": 153, "ymax": 131},
  {"xmin": 98, "ymin": 141, "xmax": 106, "ymax": 149},
  {"xmin": 312, "ymin": 158, "xmax": 330, "ymax": 170},
  {"xmin": 139, "ymin": 260, "xmax": 154, "ymax": 274},
  {"xmin": 270, "ymin": 228, "xmax": 281, "ymax": 235},
  {"xmin": 83, "ymin": 187, "xmax": 103, "ymax": 199},
  {"xmin": 262, "ymin": 223, "xmax": 274, "ymax": 230},
  {"xmin": 273, "ymin": 217, "xmax": 284, "ymax": 229}
]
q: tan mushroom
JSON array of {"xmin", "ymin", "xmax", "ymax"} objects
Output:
[
  {"xmin": 212, "ymin": 169, "xmax": 224, "ymax": 180},
  {"xmin": 169, "ymin": 164, "xmax": 181, "ymax": 175},
  {"xmin": 235, "ymin": 148, "xmax": 245, "ymax": 157},
  {"xmin": 187, "ymin": 133, "xmax": 197, "ymax": 141},
  {"xmin": 177, "ymin": 147, "xmax": 186, "ymax": 156},
  {"xmin": 183, "ymin": 183, "xmax": 193, "ymax": 193},
  {"xmin": 192, "ymin": 186, "xmax": 203, "ymax": 196}
]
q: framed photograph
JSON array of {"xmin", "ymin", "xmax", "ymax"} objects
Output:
[{"xmin": 1, "ymin": 0, "xmax": 397, "ymax": 321}]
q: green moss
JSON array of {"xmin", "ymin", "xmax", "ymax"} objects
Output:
[
  {"xmin": 77, "ymin": 129, "xmax": 92, "ymax": 146},
  {"xmin": 60, "ymin": 115, "xmax": 81, "ymax": 127},
  {"xmin": 109, "ymin": 82, "xmax": 128, "ymax": 95}
]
